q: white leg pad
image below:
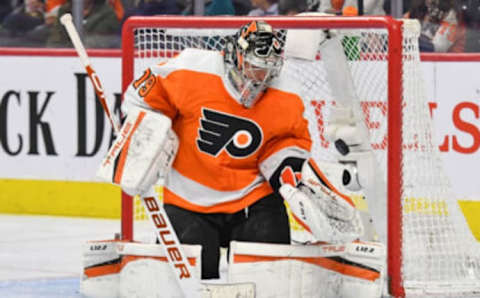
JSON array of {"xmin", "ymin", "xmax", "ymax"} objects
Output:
[
  {"xmin": 338, "ymin": 241, "xmax": 386, "ymax": 298},
  {"xmin": 80, "ymin": 240, "xmax": 123, "ymax": 298},
  {"xmin": 117, "ymin": 242, "xmax": 202, "ymax": 298},
  {"xmin": 228, "ymin": 241, "xmax": 385, "ymax": 298},
  {"xmin": 117, "ymin": 242, "xmax": 255, "ymax": 298}
]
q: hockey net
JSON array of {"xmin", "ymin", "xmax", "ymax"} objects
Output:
[{"xmin": 120, "ymin": 16, "xmax": 480, "ymax": 296}]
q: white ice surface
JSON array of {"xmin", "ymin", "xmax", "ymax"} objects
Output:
[{"xmin": 0, "ymin": 214, "xmax": 121, "ymax": 297}]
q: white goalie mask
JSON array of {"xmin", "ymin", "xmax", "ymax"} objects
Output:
[{"xmin": 223, "ymin": 21, "xmax": 284, "ymax": 108}]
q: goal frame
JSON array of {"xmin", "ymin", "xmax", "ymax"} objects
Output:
[{"xmin": 121, "ymin": 15, "xmax": 404, "ymax": 296}]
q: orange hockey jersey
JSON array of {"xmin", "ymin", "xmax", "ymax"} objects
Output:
[{"xmin": 123, "ymin": 49, "xmax": 312, "ymax": 214}]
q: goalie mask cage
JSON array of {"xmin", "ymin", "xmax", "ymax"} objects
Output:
[{"xmin": 120, "ymin": 16, "xmax": 480, "ymax": 297}]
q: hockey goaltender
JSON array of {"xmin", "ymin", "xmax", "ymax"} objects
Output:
[{"xmin": 82, "ymin": 19, "xmax": 386, "ymax": 298}]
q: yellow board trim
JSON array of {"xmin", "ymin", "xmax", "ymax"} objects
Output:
[
  {"xmin": 285, "ymin": 193, "xmax": 480, "ymax": 242},
  {"xmin": 1, "ymin": 179, "xmax": 480, "ymax": 242},
  {"xmin": 0, "ymin": 179, "xmax": 121, "ymax": 218},
  {"xmin": 458, "ymin": 200, "xmax": 480, "ymax": 242}
]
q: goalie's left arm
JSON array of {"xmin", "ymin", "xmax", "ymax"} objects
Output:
[{"xmin": 271, "ymin": 157, "xmax": 364, "ymax": 243}]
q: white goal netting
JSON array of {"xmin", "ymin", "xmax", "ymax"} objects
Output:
[{"xmin": 121, "ymin": 16, "xmax": 480, "ymax": 296}]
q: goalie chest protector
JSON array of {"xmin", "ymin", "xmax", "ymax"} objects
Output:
[{"xmin": 123, "ymin": 48, "xmax": 312, "ymax": 214}]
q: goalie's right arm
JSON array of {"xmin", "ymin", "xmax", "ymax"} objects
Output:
[{"xmin": 97, "ymin": 61, "xmax": 182, "ymax": 196}]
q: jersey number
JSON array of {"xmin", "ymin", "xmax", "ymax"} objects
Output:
[{"xmin": 133, "ymin": 68, "xmax": 156, "ymax": 97}]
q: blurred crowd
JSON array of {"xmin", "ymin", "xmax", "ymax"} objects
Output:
[{"xmin": 0, "ymin": 0, "xmax": 479, "ymax": 52}]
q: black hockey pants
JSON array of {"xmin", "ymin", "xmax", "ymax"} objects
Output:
[{"xmin": 164, "ymin": 192, "xmax": 291, "ymax": 279}]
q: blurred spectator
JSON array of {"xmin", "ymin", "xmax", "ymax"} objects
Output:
[
  {"xmin": 0, "ymin": 0, "xmax": 47, "ymax": 46},
  {"xmin": 305, "ymin": 0, "xmax": 320, "ymax": 12},
  {"xmin": 204, "ymin": 0, "xmax": 234, "ymax": 15},
  {"xmin": 318, "ymin": 0, "xmax": 385, "ymax": 16},
  {"xmin": 3, "ymin": 0, "xmax": 44, "ymax": 32},
  {"xmin": 45, "ymin": 0, "xmax": 66, "ymax": 24},
  {"xmin": 45, "ymin": 0, "xmax": 124, "ymax": 21},
  {"xmin": 47, "ymin": 0, "xmax": 121, "ymax": 48},
  {"xmin": 248, "ymin": 0, "xmax": 278, "ymax": 16},
  {"xmin": 407, "ymin": 0, "xmax": 466, "ymax": 52},
  {"xmin": 383, "ymin": 0, "xmax": 411, "ymax": 15},
  {"xmin": 457, "ymin": 0, "xmax": 480, "ymax": 52},
  {"xmin": 124, "ymin": 0, "xmax": 181, "ymax": 22},
  {"xmin": 278, "ymin": 0, "xmax": 308, "ymax": 15},
  {"xmin": 109, "ymin": 0, "xmax": 125, "ymax": 20},
  {"xmin": 233, "ymin": 0, "xmax": 251, "ymax": 15},
  {"xmin": 0, "ymin": 0, "xmax": 13, "ymax": 23},
  {"xmin": 180, "ymin": 0, "xmax": 235, "ymax": 15}
]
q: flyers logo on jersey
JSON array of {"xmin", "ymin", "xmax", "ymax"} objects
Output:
[{"xmin": 197, "ymin": 108, "xmax": 263, "ymax": 158}]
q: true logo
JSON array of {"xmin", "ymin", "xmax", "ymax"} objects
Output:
[{"xmin": 197, "ymin": 108, "xmax": 263, "ymax": 158}]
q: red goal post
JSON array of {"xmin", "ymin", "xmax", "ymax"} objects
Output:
[{"xmin": 121, "ymin": 16, "xmax": 480, "ymax": 297}]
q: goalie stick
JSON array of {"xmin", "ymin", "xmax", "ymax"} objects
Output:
[
  {"xmin": 59, "ymin": 14, "xmax": 121, "ymax": 134},
  {"xmin": 284, "ymin": 20, "xmax": 385, "ymax": 242},
  {"xmin": 59, "ymin": 13, "xmax": 206, "ymax": 297},
  {"xmin": 317, "ymin": 30, "xmax": 386, "ymax": 243}
]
